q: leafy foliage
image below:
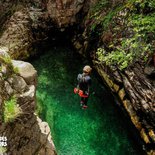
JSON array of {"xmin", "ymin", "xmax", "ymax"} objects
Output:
[
  {"xmin": 3, "ymin": 96, "xmax": 22, "ymax": 123},
  {"xmin": 90, "ymin": 0, "xmax": 109, "ymax": 15},
  {"xmin": 89, "ymin": 0, "xmax": 124, "ymax": 32},
  {"xmin": 97, "ymin": 33, "xmax": 151, "ymax": 70},
  {"xmin": 90, "ymin": 0, "xmax": 155, "ymax": 69},
  {"xmin": 97, "ymin": 48, "xmax": 131, "ymax": 70}
]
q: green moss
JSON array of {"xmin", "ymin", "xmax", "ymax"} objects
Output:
[
  {"xmin": 0, "ymin": 146, "xmax": 7, "ymax": 154},
  {"xmin": 3, "ymin": 96, "xmax": 22, "ymax": 123},
  {"xmin": 0, "ymin": 56, "xmax": 11, "ymax": 65},
  {"xmin": 13, "ymin": 66, "xmax": 19, "ymax": 74},
  {"xmin": 0, "ymin": 56, "xmax": 19, "ymax": 74}
]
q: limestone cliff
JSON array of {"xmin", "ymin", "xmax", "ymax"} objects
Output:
[{"xmin": 0, "ymin": 50, "xmax": 56, "ymax": 154}]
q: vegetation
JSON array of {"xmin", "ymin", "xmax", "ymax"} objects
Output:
[
  {"xmin": 13, "ymin": 66, "xmax": 19, "ymax": 74},
  {"xmin": 97, "ymin": 36, "xmax": 151, "ymax": 70},
  {"xmin": 89, "ymin": 0, "xmax": 123, "ymax": 32},
  {"xmin": 0, "ymin": 55, "xmax": 19, "ymax": 74},
  {"xmin": 0, "ymin": 55, "xmax": 12, "ymax": 64},
  {"xmin": 0, "ymin": 146, "xmax": 7, "ymax": 154},
  {"xmin": 89, "ymin": 0, "xmax": 155, "ymax": 70},
  {"xmin": 3, "ymin": 96, "xmax": 22, "ymax": 123},
  {"xmin": 35, "ymin": 97, "xmax": 43, "ymax": 116}
]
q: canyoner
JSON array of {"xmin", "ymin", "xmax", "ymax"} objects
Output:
[{"xmin": 74, "ymin": 65, "xmax": 92, "ymax": 109}]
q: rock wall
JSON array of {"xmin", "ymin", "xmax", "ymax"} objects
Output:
[
  {"xmin": 0, "ymin": 2, "xmax": 48, "ymax": 60},
  {"xmin": 0, "ymin": 0, "xmax": 97, "ymax": 59},
  {"xmin": 93, "ymin": 62, "xmax": 155, "ymax": 155},
  {"xmin": 72, "ymin": 1, "xmax": 155, "ymax": 154},
  {"xmin": 0, "ymin": 49, "xmax": 56, "ymax": 155}
]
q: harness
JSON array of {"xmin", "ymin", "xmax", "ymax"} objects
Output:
[
  {"xmin": 73, "ymin": 73, "xmax": 89, "ymax": 98},
  {"xmin": 79, "ymin": 74, "xmax": 86, "ymax": 84}
]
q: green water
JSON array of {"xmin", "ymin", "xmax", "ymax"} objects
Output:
[{"xmin": 32, "ymin": 47, "xmax": 143, "ymax": 155}]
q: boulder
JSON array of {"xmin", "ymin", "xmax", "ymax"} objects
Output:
[{"xmin": 12, "ymin": 60, "xmax": 37, "ymax": 86}]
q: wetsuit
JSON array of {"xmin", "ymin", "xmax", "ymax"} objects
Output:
[{"xmin": 77, "ymin": 73, "xmax": 91, "ymax": 106}]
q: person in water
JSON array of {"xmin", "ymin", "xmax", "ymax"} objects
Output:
[{"xmin": 76, "ymin": 65, "xmax": 92, "ymax": 109}]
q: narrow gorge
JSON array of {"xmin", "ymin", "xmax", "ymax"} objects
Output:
[{"xmin": 0, "ymin": 0, "xmax": 154, "ymax": 155}]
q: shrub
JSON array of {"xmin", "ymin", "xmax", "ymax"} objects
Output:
[{"xmin": 97, "ymin": 35, "xmax": 151, "ymax": 70}]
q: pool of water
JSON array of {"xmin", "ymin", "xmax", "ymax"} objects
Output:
[{"xmin": 32, "ymin": 47, "xmax": 144, "ymax": 155}]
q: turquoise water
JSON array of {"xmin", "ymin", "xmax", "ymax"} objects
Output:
[{"xmin": 32, "ymin": 47, "xmax": 143, "ymax": 155}]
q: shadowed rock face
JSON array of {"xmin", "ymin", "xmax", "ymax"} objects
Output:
[
  {"xmin": 0, "ymin": 0, "xmax": 97, "ymax": 59},
  {"xmin": 0, "ymin": 0, "xmax": 15, "ymax": 26},
  {"xmin": 47, "ymin": 0, "xmax": 86, "ymax": 27},
  {"xmin": 0, "ymin": 10, "xmax": 33, "ymax": 59}
]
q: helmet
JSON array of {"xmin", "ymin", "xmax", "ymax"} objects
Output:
[{"xmin": 83, "ymin": 65, "xmax": 92, "ymax": 73}]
